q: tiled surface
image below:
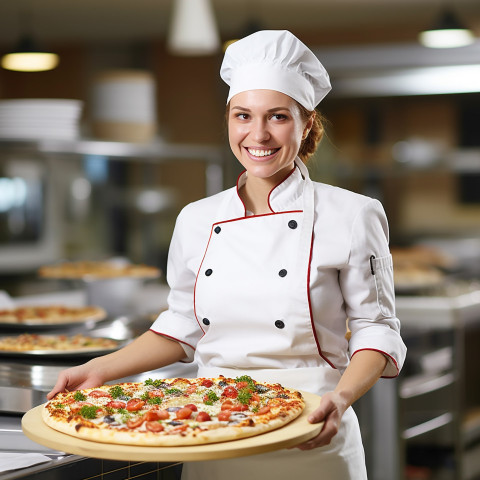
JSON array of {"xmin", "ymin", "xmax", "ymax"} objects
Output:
[{"xmin": 25, "ymin": 459, "xmax": 182, "ymax": 480}]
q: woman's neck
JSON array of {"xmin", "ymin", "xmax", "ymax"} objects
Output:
[
  {"xmin": 240, "ymin": 177, "xmax": 273, "ymax": 215},
  {"xmin": 239, "ymin": 166, "xmax": 295, "ymax": 215}
]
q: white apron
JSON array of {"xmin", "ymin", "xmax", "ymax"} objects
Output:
[{"xmin": 182, "ymin": 161, "xmax": 367, "ymax": 480}]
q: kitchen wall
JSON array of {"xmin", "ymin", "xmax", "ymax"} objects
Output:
[{"xmin": 0, "ymin": 30, "xmax": 479, "ymax": 274}]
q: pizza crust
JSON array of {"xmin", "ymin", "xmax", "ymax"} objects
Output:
[
  {"xmin": 0, "ymin": 305, "xmax": 107, "ymax": 325},
  {"xmin": 0, "ymin": 333, "xmax": 119, "ymax": 353},
  {"xmin": 38, "ymin": 261, "xmax": 160, "ymax": 280},
  {"xmin": 41, "ymin": 407, "xmax": 301, "ymax": 446}
]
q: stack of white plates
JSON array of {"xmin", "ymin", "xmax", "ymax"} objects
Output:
[{"xmin": 0, "ymin": 99, "xmax": 83, "ymax": 140}]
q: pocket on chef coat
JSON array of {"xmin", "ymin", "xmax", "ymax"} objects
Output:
[{"xmin": 370, "ymin": 254, "xmax": 395, "ymax": 317}]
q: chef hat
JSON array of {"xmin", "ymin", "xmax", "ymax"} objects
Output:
[{"xmin": 220, "ymin": 30, "xmax": 331, "ymax": 111}]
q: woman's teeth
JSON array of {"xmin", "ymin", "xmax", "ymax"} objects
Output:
[{"xmin": 248, "ymin": 148, "xmax": 276, "ymax": 157}]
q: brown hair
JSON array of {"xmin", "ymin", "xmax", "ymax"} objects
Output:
[{"xmin": 297, "ymin": 103, "xmax": 325, "ymax": 163}]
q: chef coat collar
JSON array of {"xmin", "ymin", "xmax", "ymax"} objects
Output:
[{"xmin": 235, "ymin": 158, "xmax": 306, "ymax": 215}]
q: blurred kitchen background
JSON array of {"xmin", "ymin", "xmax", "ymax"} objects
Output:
[{"xmin": 0, "ymin": 0, "xmax": 480, "ymax": 479}]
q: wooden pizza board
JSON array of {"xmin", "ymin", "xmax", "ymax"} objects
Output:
[{"xmin": 21, "ymin": 391, "xmax": 323, "ymax": 462}]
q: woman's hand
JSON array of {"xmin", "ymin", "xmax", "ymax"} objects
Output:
[
  {"xmin": 46, "ymin": 361, "xmax": 105, "ymax": 399},
  {"xmin": 295, "ymin": 350, "xmax": 389, "ymax": 450},
  {"xmin": 46, "ymin": 331, "xmax": 187, "ymax": 400},
  {"xmin": 295, "ymin": 391, "xmax": 349, "ymax": 450}
]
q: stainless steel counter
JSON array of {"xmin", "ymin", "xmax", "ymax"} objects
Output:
[
  {"xmin": 0, "ymin": 412, "xmax": 82, "ymax": 480},
  {"xmin": 0, "ymin": 284, "xmax": 193, "ymax": 479}
]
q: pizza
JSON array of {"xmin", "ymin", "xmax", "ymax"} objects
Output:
[
  {"xmin": 42, "ymin": 376, "xmax": 305, "ymax": 446},
  {"xmin": 0, "ymin": 305, "xmax": 107, "ymax": 325},
  {"xmin": 38, "ymin": 261, "xmax": 160, "ymax": 280},
  {"xmin": 0, "ymin": 333, "xmax": 120, "ymax": 353}
]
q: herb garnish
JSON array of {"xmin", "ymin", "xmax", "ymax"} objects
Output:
[
  {"xmin": 165, "ymin": 388, "xmax": 182, "ymax": 396},
  {"xmin": 140, "ymin": 391, "xmax": 163, "ymax": 405},
  {"xmin": 109, "ymin": 385, "xmax": 125, "ymax": 399},
  {"xmin": 204, "ymin": 390, "xmax": 219, "ymax": 405},
  {"xmin": 147, "ymin": 396, "xmax": 163, "ymax": 405},
  {"xmin": 79, "ymin": 405, "xmax": 99, "ymax": 419},
  {"xmin": 144, "ymin": 378, "xmax": 165, "ymax": 388},
  {"xmin": 237, "ymin": 388, "xmax": 253, "ymax": 405},
  {"xmin": 235, "ymin": 375, "xmax": 255, "ymax": 389},
  {"xmin": 73, "ymin": 391, "xmax": 87, "ymax": 401}
]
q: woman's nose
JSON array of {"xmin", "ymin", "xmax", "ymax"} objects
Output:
[{"xmin": 251, "ymin": 119, "xmax": 270, "ymax": 142}]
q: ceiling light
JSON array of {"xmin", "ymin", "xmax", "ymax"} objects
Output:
[
  {"xmin": 1, "ymin": 35, "xmax": 59, "ymax": 72},
  {"xmin": 419, "ymin": 9, "xmax": 475, "ymax": 48},
  {"xmin": 167, "ymin": 0, "xmax": 220, "ymax": 56},
  {"xmin": 332, "ymin": 65, "xmax": 480, "ymax": 97}
]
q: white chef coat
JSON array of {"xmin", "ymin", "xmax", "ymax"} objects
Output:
[{"xmin": 151, "ymin": 158, "xmax": 406, "ymax": 479}]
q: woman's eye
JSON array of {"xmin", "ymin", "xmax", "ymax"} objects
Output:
[
  {"xmin": 272, "ymin": 114, "xmax": 287, "ymax": 121},
  {"xmin": 235, "ymin": 113, "xmax": 249, "ymax": 120}
]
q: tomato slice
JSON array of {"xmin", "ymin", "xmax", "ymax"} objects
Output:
[
  {"xmin": 201, "ymin": 379, "xmax": 214, "ymax": 388},
  {"xmin": 126, "ymin": 416, "xmax": 145, "ymax": 429},
  {"xmin": 255, "ymin": 406, "xmax": 271, "ymax": 415},
  {"xmin": 222, "ymin": 386, "xmax": 238, "ymax": 399},
  {"xmin": 169, "ymin": 424, "xmax": 188, "ymax": 433},
  {"xmin": 88, "ymin": 390, "xmax": 112, "ymax": 398},
  {"xmin": 184, "ymin": 403, "xmax": 198, "ymax": 412},
  {"xmin": 186, "ymin": 385, "xmax": 197, "ymax": 395},
  {"xmin": 230, "ymin": 403, "xmax": 248, "ymax": 412},
  {"xmin": 126, "ymin": 398, "xmax": 145, "ymax": 412},
  {"xmin": 71, "ymin": 401, "xmax": 94, "ymax": 413},
  {"xmin": 250, "ymin": 393, "xmax": 260, "ymax": 403},
  {"xmin": 217, "ymin": 411, "xmax": 231, "ymax": 421},
  {"xmin": 196, "ymin": 411, "xmax": 211, "ymax": 422},
  {"xmin": 106, "ymin": 400, "xmax": 126, "ymax": 409},
  {"xmin": 144, "ymin": 410, "xmax": 161, "ymax": 421},
  {"xmin": 176, "ymin": 407, "xmax": 193, "ymax": 420},
  {"xmin": 148, "ymin": 390, "xmax": 164, "ymax": 398},
  {"xmin": 145, "ymin": 421, "xmax": 164, "ymax": 432},
  {"xmin": 156, "ymin": 409, "xmax": 170, "ymax": 420}
]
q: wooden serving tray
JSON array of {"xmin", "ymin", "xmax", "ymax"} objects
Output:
[{"xmin": 22, "ymin": 391, "xmax": 323, "ymax": 462}]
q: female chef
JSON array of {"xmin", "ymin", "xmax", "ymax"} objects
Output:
[{"xmin": 48, "ymin": 30, "xmax": 407, "ymax": 479}]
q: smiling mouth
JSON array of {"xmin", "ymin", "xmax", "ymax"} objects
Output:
[{"xmin": 246, "ymin": 148, "xmax": 280, "ymax": 157}]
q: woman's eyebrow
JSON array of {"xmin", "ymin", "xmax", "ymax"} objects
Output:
[{"xmin": 230, "ymin": 106, "xmax": 290, "ymax": 112}]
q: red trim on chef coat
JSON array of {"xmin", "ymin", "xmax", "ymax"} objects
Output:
[
  {"xmin": 193, "ymin": 212, "xmax": 335, "ymax": 368},
  {"xmin": 193, "ymin": 226, "xmax": 215, "ymax": 335},
  {"xmin": 267, "ymin": 166, "xmax": 297, "ymax": 213},
  {"xmin": 149, "ymin": 329, "xmax": 196, "ymax": 353},
  {"xmin": 193, "ymin": 210, "xmax": 303, "ymax": 335},
  {"xmin": 351, "ymin": 348, "xmax": 400, "ymax": 378},
  {"xmin": 193, "ymin": 164, "xmax": 335, "ymax": 368},
  {"xmin": 306, "ymin": 231, "xmax": 337, "ymax": 369},
  {"xmin": 235, "ymin": 165, "xmax": 297, "ymax": 216}
]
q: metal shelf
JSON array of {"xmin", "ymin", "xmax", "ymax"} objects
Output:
[
  {"xmin": 403, "ymin": 412, "xmax": 453, "ymax": 441},
  {"xmin": 0, "ymin": 137, "xmax": 224, "ymax": 163},
  {"xmin": 0, "ymin": 137, "xmax": 226, "ymax": 197},
  {"xmin": 400, "ymin": 372, "xmax": 456, "ymax": 399}
]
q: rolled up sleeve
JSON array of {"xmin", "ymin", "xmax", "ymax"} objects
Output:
[{"xmin": 340, "ymin": 199, "xmax": 407, "ymax": 378}]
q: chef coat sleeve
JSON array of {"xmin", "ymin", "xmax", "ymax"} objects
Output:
[
  {"xmin": 150, "ymin": 207, "xmax": 203, "ymax": 362},
  {"xmin": 339, "ymin": 198, "xmax": 407, "ymax": 378}
]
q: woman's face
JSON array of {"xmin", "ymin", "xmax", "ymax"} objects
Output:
[{"xmin": 228, "ymin": 89, "xmax": 311, "ymax": 184}]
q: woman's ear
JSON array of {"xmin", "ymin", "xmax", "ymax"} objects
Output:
[{"xmin": 302, "ymin": 112, "xmax": 315, "ymax": 139}]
